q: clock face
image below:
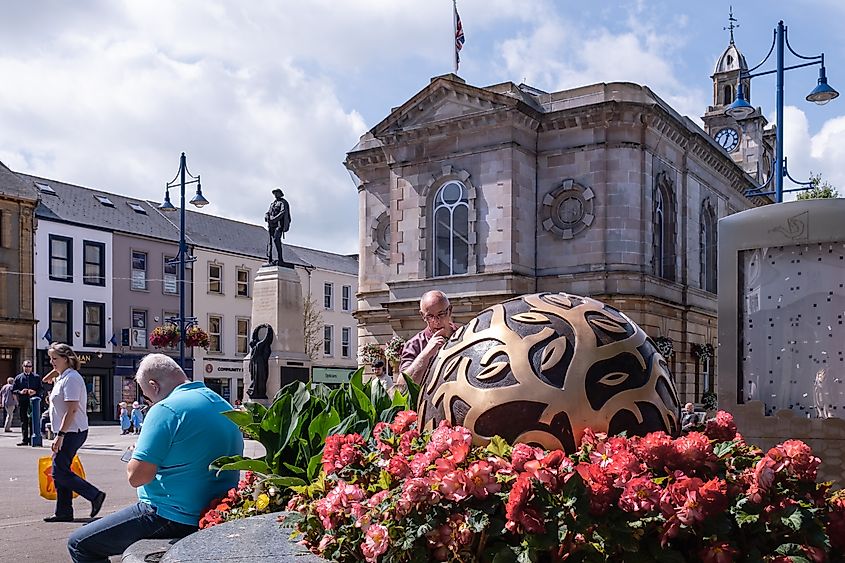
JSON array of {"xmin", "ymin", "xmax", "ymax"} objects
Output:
[{"xmin": 714, "ymin": 127, "xmax": 740, "ymax": 152}]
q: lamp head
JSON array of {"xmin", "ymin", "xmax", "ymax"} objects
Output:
[
  {"xmin": 190, "ymin": 178, "xmax": 209, "ymax": 208},
  {"xmin": 725, "ymin": 82, "xmax": 755, "ymax": 119},
  {"xmin": 806, "ymin": 66, "xmax": 839, "ymax": 105},
  {"xmin": 159, "ymin": 188, "xmax": 177, "ymax": 212}
]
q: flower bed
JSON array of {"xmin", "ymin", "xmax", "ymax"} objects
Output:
[
  {"xmin": 284, "ymin": 410, "xmax": 845, "ymax": 562},
  {"xmin": 199, "ymin": 471, "xmax": 286, "ymax": 529}
]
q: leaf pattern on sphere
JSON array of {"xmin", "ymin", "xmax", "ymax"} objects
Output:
[
  {"xmin": 598, "ymin": 372, "xmax": 629, "ymax": 386},
  {"xmin": 475, "ymin": 362, "xmax": 510, "ymax": 381},
  {"xmin": 589, "ymin": 317, "xmax": 628, "ymax": 334},
  {"xmin": 540, "ymin": 337, "xmax": 567, "ymax": 372},
  {"xmin": 512, "ymin": 312, "xmax": 551, "ymax": 324}
]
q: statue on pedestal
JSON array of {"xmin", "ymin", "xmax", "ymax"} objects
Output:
[
  {"xmin": 246, "ymin": 324, "xmax": 275, "ymax": 400},
  {"xmin": 265, "ymin": 188, "xmax": 292, "ymax": 266}
]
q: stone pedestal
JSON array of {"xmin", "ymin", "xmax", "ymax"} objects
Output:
[{"xmin": 243, "ymin": 265, "xmax": 311, "ymax": 404}]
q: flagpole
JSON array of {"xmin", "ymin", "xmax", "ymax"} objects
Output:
[{"xmin": 453, "ymin": 0, "xmax": 458, "ymax": 73}]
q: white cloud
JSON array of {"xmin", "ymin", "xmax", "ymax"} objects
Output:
[
  {"xmin": 495, "ymin": 6, "xmax": 706, "ymax": 120},
  {"xmin": 770, "ymin": 106, "xmax": 845, "ymax": 199},
  {"xmin": 0, "ymin": 1, "xmax": 368, "ymax": 253}
]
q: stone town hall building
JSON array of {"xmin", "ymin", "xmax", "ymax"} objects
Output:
[{"xmin": 346, "ymin": 38, "xmax": 773, "ymax": 405}]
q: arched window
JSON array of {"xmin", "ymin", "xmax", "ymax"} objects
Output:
[
  {"xmin": 700, "ymin": 199, "xmax": 718, "ymax": 293},
  {"xmin": 653, "ymin": 172, "xmax": 676, "ymax": 282},
  {"xmin": 433, "ymin": 180, "xmax": 469, "ymax": 277},
  {"xmin": 723, "ymin": 84, "xmax": 733, "ymax": 105}
]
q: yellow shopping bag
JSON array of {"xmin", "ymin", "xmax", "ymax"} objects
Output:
[{"xmin": 38, "ymin": 455, "xmax": 86, "ymax": 501}]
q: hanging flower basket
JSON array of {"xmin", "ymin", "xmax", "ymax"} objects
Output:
[
  {"xmin": 185, "ymin": 326, "xmax": 210, "ymax": 349},
  {"xmin": 359, "ymin": 342, "xmax": 385, "ymax": 366},
  {"xmin": 149, "ymin": 324, "xmax": 180, "ymax": 348},
  {"xmin": 384, "ymin": 335, "xmax": 406, "ymax": 363},
  {"xmin": 691, "ymin": 342, "xmax": 715, "ymax": 361},
  {"xmin": 653, "ymin": 336, "xmax": 674, "ymax": 359}
]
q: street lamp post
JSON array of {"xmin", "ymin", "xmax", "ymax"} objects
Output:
[
  {"xmin": 160, "ymin": 152, "xmax": 209, "ymax": 372},
  {"xmin": 726, "ymin": 20, "xmax": 838, "ymax": 203}
]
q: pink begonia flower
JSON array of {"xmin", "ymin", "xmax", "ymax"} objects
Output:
[
  {"xmin": 361, "ymin": 523, "xmax": 389, "ymax": 562},
  {"xmin": 511, "ymin": 443, "xmax": 545, "ymax": 472},
  {"xmin": 699, "ymin": 541, "xmax": 738, "ymax": 563},
  {"xmin": 618, "ymin": 476, "xmax": 661, "ymax": 514},
  {"xmin": 389, "ymin": 410, "xmax": 417, "ymax": 434},
  {"xmin": 317, "ymin": 534, "xmax": 335, "ymax": 552},
  {"xmin": 438, "ymin": 469, "xmax": 470, "ymax": 502},
  {"xmin": 465, "ymin": 460, "xmax": 501, "ymax": 499},
  {"xmin": 704, "ymin": 411, "xmax": 738, "ymax": 442}
]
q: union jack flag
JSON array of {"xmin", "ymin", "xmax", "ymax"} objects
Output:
[{"xmin": 454, "ymin": 5, "xmax": 465, "ymax": 69}]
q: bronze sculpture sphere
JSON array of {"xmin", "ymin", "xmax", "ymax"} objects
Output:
[{"xmin": 417, "ymin": 293, "xmax": 681, "ymax": 451}]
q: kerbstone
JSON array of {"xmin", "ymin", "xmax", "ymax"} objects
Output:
[{"xmin": 161, "ymin": 513, "xmax": 324, "ymax": 563}]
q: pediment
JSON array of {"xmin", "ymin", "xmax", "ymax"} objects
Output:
[{"xmin": 374, "ymin": 76, "xmax": 518, "ymax": 135}]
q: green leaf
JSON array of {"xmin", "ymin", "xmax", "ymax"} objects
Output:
[
  {"xmin": 404, "ymin": 375, "xmax": 421, "ymax": 408},
  {"xmin": 391, "ymin": 388, "xmax": 408, "ymax": 409},
  {"xmin": 209, "ymin": 456, "xmax": 270, "ymax": 475},
  {"xmin": 263, "ymin": 475, "xmax": 307, "ymax": 489},
  {"xmin": 349, "ymin": 366, "xmax": 364, "ymax": 392},
  {"xmin": 351, "ymin": 384, "xmax": 376, "ymax": 422},
  {"xmin": 735, "ymin": 511, "xmax": 760, "ymax": 526},
  {"xmin": 780, "ymin": 506, "xmax": 805, "ymax": 532},
  {"xmin": 775, "ymin": 543, "xmax": 804, "ymax": 556},
  {"xmin": 220, "ymin": 409, "xmax": 255, "ymax": 428},
  {"xmin": 713, "ymin": 440, "xmax": 739, "ymax": 458},
  {"xmin": 306, "ymin": 452, "xmax": 323, "ymax": 481},
  {"xmin": 308, "ymin": 409, "xmax": 341, "ymax": 442},
  {"xmin": 486, "ymin": 435, "xmax": 512, "ymax": 458}
]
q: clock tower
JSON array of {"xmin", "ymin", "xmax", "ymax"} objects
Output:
[{"xmin": 702, "ymin": 11, "xmax": 774, "ymax": 184}]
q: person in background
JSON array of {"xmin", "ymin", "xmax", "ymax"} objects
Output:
[
  {"xmin": 67, "ymin": 353, "xmax": 244, "ymax": 563},
  {"xmin": 130, "ymin": 401, "xmax": 144, "ymax": 435},
  {"xmin": 371, "ymin": 360, "xmax": 392, "ymax": 391},
  {"xmin": 1, "ymin": 376, "xmax": 16, "ymax": 432},
  {"xmin": 399, "ymin": 291, "xmax": 460, "ymax": 386},
  {"xmin": 119, "ymin": 402, "xmax": 131, "ymax": 435},
  {"xmin": 44, "ymin": 342, "xmax": 106, "ymax": 523},
  {"xmin": 681, "ymin": 402, "xmax": 697, "ymax": 432},
  {"xmin": 12, "ymin": 360, "xmax": 42, "ymax": 445}
]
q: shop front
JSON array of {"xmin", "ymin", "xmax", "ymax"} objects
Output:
[
  {"xmin": 114, "ymin": 353, "xmax": 193, "ymax": 420},
  {"xmin": 201, "ymin": 358, "xmax": 244, "ymax": 404},
  {"xmin": 37, "ymin": 350, "xmax": 115, "ymax": 423}
]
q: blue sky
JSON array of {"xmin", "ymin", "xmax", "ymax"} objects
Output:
[{"xmin": 1, "ymin": 1, "xmax": 842, "ymax": 254}]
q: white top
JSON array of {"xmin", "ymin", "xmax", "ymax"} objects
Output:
[{"xmin": 49, "ymin": 368, "xmax": 89, "ymax": 433}]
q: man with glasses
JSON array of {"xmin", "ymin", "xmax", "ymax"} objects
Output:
[
  {"xmin": 399, "ymin": 291, "xmax": 460, "ymax": 385},
  {"xmin": 12, "ymin": 360, "xmax": 42, "ymax": 446}
]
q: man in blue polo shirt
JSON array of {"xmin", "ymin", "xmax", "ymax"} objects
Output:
[{"xmin": 68, "ymin": 354, "xmax": 243, "ymax": 563}]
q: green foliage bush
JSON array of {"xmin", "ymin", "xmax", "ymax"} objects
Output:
[{"xmin": 210, "ymin": 367, "xmax": 420, "ymax": 492}]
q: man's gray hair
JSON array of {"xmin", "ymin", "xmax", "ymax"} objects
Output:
[{"xmin": 135, "ymin": 353, "xmax": 186, "ymax": 384}]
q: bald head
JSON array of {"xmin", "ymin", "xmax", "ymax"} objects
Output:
[
  {"xmin": 420, "ymin": 290, "xmax": 449, "ymax": 310},
  {"xmin": 419, "ymin": 290, "xmax": 453, "ymax": 331},
  {"xmin": 136, "ymin": 354, "xmax": 189, "ymax": 403}
]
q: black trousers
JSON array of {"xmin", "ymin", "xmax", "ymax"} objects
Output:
[{"xmin": 19, "ymin": 400, "xmax": 32, "ymax": 443}]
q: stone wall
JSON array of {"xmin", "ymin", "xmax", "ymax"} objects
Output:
[{"xmin": 731, "ymin": 401, "xmax": 845, "ymax": 485}]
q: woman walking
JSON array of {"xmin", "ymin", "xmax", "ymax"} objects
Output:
[{"xmin": 44, "ymin": 342, "xmax": 106, "ymax": 522}]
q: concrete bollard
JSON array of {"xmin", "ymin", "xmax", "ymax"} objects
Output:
[{"xmin": 30, "ymin": 396, "xmax": 42, "ymax": 447}]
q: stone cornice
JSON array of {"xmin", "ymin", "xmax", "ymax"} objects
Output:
[{"xmin": 376, "ymin": 106, "xmax": 540, "ymax": 147}]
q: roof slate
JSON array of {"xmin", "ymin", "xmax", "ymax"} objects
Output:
[
  {"xmin": 0, "ymin": 162, "xmax": 39, "ymax": 201},
  {"xmin": 21, "ymin": 172, "xmax": 356, "ymax": 272}
]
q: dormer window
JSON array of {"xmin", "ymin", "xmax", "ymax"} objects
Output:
[
  {"xmin": 94, "ymin": 195, "xmax": 114, "ymax": 207},
  {"xmin": 726, "ymin": 55, "xmax": 733, "ymax": 66},
  {"xmin": 36, "ymin": 182, "xmax": 57, "ymax": 195},
  {"xmin": 128, "ymin": 202, "xmax": 147, "ymax": 214}
]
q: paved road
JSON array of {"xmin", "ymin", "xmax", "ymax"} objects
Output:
[{"xmin": 0, "ymin": 426, "xmax": 263, "ymax": 562}]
